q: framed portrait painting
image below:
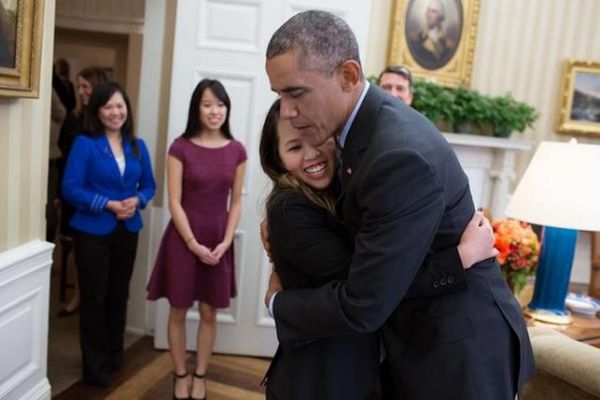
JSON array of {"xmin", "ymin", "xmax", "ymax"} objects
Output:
[
  {"xmin": 387, "ymin": 0, "xmax": 480, "ymax": 87},
  {"xmin": 556, "ymin": 59, "xmax": 600, "ymax": 138},
  {"xmin": 0, "ymin": 0, "xmax": 44, "ymax": 98}
]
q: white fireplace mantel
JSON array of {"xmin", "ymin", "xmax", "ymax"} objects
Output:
[{"xmin": 442, "ymin": 133, "xmax": 535, "ymax": 219}]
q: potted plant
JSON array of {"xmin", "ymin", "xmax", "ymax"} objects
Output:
[
  {"xmin": 489, "ymin": 94, "xmax": 539, "ymax": 137},
  {"xmin": 411, "ymin": 79, "xmax": 454, "ymax": 125},
  {"xmin": 371, "ymin": 76, "xmax": 539, "ymax": 138},
  {"xmin": 448, "ymin": 86, "xmax": 491, "ymax": 134}
]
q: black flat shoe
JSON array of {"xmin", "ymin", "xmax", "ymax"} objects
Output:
[
  {"xmin": 56, "ymin": 306, "xmax": 79, "ymax": 317},
  {"xmin": 109, "ymin": 353, "xmax": 123, "ymax": 373},
  {"xmin": 173, "ymin": 371, "xmax": 189, "ymax": 400}
]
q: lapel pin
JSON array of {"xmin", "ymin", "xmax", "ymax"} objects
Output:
[{"xmin": 346, "ymin": 167, "xmax": 352, "ymax": 175}]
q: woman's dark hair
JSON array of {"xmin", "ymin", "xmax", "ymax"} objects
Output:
[
  {"xmin": 84, "ymin": 81, "xmax": 138, "ymax": 156},
  {"xmin": 259, "ymin": 99, "xmax": 286, "ymax": 181},
  {"xmin": 182, "ymin": 79, "xmax": 232, "ymax": 139},
  {"xmin": 76, "ymin": 66, "xmax": 109, "ymax": 116},
  {"xmin": 78, "ymin": 66, "xmax": 109, "ymax": 89},
  {"xmin": 259, "ymin": 99, "xmax": 335, "ymax": 214}
]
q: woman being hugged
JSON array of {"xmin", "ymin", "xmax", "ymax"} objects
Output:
[
  {"xmin": 259, "ymin": 100, "xmax": 497, "ymax": 399},
  {"xmin": 62, "ymin": 82, "xmax": 156, "ymax": 387},
  {"xmin": 147, "ymin": 79, "xmax": 247, "ymax": 400}
]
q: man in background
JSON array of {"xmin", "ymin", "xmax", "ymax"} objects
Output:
[
  {"xmin": 54, "ymin": 59, "xmax": 76, "ymax": 113},
  {"xmin": 378, "ymin": 65, "xmax": 413, "ymax": 106}
]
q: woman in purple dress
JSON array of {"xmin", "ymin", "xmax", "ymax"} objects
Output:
[{"xmin": 147, "ymin": 79, "xmax": 247, "ymax": 400}]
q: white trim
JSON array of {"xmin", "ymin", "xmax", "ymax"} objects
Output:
[
  {"xmin": 442, "ymin": 132, "xmax": 534, "ymax": 151},
  {"xmin": 17, "ymin": 378, "xmax": 51, "ymax": 400},
  {"xmin": 0, "ymin": 240, "xmax": 52, "ymax": 400}
]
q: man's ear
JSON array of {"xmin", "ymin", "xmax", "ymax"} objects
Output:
[{"xmin": 338, "ymin": 60, "xmax": 362, "ymax": 92}]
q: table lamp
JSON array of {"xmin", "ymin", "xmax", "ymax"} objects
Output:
[{"xmin": 505, "ymin": 139, "xmax": 600, "ymax": 324}]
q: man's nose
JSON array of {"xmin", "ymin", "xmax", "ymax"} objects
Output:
[{"xmin": 279, "ymin": 98, "xmax": 298, "ymax": 119}]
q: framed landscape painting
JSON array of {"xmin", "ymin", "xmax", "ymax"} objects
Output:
[
  {"xmin": 0, "ymin": 0, "xmax": 44, "ymax": 98},
  {"xmin": 556, "ymin": 59, "xmax": 600, "ymax": 137},
  {"xmin": 387, "ymin": 0, "xmax": 480, "ymax": 87}
]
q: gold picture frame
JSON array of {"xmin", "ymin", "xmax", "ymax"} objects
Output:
[
  {"xmin": 0, "ymin": 0, "xmax": 44, "ymax": 98},
  {"xmin": 556, "ymin": 59, "xmax": 600, "ymax": 138},
  {"xmin": 387, "ymin": 0, "xmax": 480, "ymax": 88}
]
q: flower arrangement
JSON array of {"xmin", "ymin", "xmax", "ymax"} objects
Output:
[{"xmin": 492, "ymin": 219, "xmax": 541, "ymax": 296}]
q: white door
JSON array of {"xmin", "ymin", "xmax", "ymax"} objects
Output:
[{"xmin": 153, "ymin": 0, "xmax": 373, "ymax": 357}]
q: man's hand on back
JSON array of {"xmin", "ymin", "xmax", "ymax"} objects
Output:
[{"xmin": 458, "ymin": 210, "xmax": 499, "ymax": 269}]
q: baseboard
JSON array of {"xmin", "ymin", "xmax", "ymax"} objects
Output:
[
  {"xmin": 19, "ymin": 378, "xmax": 51, "ymax": 400},
  {"xmin": 125, "ymin": 326, "xmax": 146, "ymax": 337}
]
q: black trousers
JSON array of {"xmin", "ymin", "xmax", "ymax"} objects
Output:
[{"xmin": 73, "ymin": 223, "xmax": 138, "ymax": 384}]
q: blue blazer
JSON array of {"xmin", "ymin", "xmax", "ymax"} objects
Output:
[{"xmin": 62, "ymin": 134, "xmax": 156, "ymax": 235}]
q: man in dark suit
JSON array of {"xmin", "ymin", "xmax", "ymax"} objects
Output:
[{"xmin": 265, "ymin": 10, "xmax": 534, "ymax": 399}]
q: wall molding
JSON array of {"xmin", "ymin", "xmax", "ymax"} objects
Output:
[{"xmin": 0, "ymin": 240, "xmax": 53, "ymax": 400}]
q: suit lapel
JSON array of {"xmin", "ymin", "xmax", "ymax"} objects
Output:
[
  {"xmin": 94, "ymin": 134, "xmax": 125, "ymax": 185},
  {"xmin": 121, "ymin": 139, "xmax": 133, "ymax": 182},
  {"xmin": 336, "ymin": 85, "xmax": 386, "ymax": 205}
]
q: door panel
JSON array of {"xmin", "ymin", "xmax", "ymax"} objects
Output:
[{"xmin": 153, "ymin": 0, "xmax": 372, "ymax": 357}]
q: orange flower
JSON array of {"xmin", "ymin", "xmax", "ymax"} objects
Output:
[{"xmin": 492, "ymin": 219, "xmax": 541, "ymax": 295}]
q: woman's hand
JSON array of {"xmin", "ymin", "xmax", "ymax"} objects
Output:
[
  {"xmin": 106, "ymin": 200, "xmax": 126, "ymax": 216},
  {"xmin": 264, "ymin": 268, "xmax": 282, "ymax": 309},
  {"xmin": 106, "ymin": 198, "xmax": 137, "ymax": 220},
  {"xmin": 121, "ymin": 196, "xmax": 139, "ymax": 210},
  {"xmin": 259, "ymin": 219, "xmax": 273, "ymax": 262},
  {"xmin": 116, "ymin": 196, "xmax": 138, "ymax": 220},
  {"xmin": 458, "ymin": 210, "xmax": 499, "ymax": 269},
  {"xmin": 188, "ymin": 240, "xmax": 219, "ymax": 266},
  {"xmin": 210, "ymin": 241, "xmax": 231, "ymax": 261}
]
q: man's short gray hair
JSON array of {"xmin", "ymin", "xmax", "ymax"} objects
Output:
[{"xmin": 266, "ymin": 10, "xmax": 361, "ymax": 76}]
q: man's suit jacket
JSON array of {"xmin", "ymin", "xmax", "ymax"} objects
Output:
[
  {"xmin": 265, "ymin": 189, "xmax": 380, "ymax": 399},
  {"xmin": 273, "ymin": 85, "xmax": 535, "ymax": 399}
]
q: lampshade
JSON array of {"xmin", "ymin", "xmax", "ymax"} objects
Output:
[
  {"xmin": 505, "ymin": 140, "xmax": 600, "ymax": 232},
  {"xmin": 505, "ymin": 139, "xmax": 600, "ymax": 325}
]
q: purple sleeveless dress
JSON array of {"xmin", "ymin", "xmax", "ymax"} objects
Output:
[{"xmin": 147, "ymin": 137, "xmax": 247, "ymax": 308}]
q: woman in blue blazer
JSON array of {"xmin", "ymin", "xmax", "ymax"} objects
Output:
[{"xmin": 62, "ymin": 82, "xmax": 156, "ymax": 387}]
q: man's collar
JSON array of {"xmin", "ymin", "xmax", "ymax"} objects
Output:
[{"xmin": 338, "ymin": 81, "xmax": 370, "ymax": 148}]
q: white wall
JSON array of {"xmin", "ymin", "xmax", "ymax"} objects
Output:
[
  {"xmin": 0, "ymin": 0, "xmax": 56, "ymax": 397},
  {"xmin": 366, "ymin": 0, "xmax": 600, "ymax": 144},
  {"xmin": 0, "ymin": 0, "xmax": 56, "ymax": 251}
]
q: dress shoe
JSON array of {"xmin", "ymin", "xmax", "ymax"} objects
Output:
[
  {"xmin": 191, "ymin": 371, "xmax": 207, "ymax": 400},
  {"xmin": 173, "ymin": 371, "xmax": 190, "ymax": 400},
  {"xmin": 109, "ymin": 353, "xmax": 123, "ymax": 373},
  {"xmin": 83, "ymin": 374, "xmax": 110, "ymax": 388}
]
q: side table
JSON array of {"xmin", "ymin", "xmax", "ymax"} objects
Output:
[{"xmin": 527, "ymin": 313, "xmax": 600, "ymax": 348}]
